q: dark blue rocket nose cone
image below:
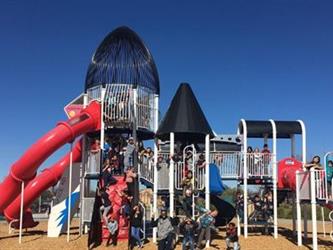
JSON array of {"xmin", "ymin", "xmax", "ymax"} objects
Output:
[{"xmin": 85, "ymin": 26, "xmax": 160, "ymax": 94}]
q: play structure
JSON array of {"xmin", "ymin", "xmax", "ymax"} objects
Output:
[{"xmin": 0, "ymin": 26, "xmax": 332, "ymax": 250}]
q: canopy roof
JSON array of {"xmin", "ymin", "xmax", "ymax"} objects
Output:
[
  {"xmin": 238, "ymin": 120, "xmax": 304, "ymax": 139},
  {"xmin": 85, "ymin": 26, "xmax": 160, "ymax": 94},
  {"xmin": 156, "ymin": 83, "xmax": 214, "ymax": 141}
]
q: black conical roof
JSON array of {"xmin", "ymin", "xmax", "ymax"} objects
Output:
[
  {"xmin": 156, "ymin": 83, "xmax": 214, "ymax": 141},
  {"xmin": 85, "ymin": 26, "xmax": 160, "ymax": 94}
]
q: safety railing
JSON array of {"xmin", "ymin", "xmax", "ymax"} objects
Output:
[
  {"xmin": 174, "ymin": 162, "xmax": 205, "ymax": 190},
  {"xmin": 136, "ymin": 86, "xmax": 157, "ymax": 131},
  {"xmin": 313, "ymin": 170, "xmax": 328, "ymax": 200},
  {"xmin": 139, "ymin": 158, "xmax": 154, "ymax": 185},
  {"xmin": 246, "ymin": 153, "xmax": 273, "ymax": 178},
  {"xmin": 210, "ymin": 151, "xmax": 241, "ymax": 179},
  {"xmin": 138, "ymin": 202, "xmax": 146, "ymax": 240},
  {"xmin": 87, "ymin": 85, "xmax": 102, "ymax": 103},
  {"xmin": 85, "ymin": 150, "xmax": 101, "ymax": 177},
  {"xmin": 156, "ymin": 152, "xmax": 170, "ymax": 190},
  {"xmin": 103, "ymin": 84, "xmax": 132, "ymax": 128}
]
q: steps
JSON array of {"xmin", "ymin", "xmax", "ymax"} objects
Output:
[{"xmin": 101, "ymin": 176, "xmax": 129, "ymax": 241}]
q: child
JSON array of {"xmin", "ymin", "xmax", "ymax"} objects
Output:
[
  {"xmin": 180, "ymin": 188, "xmax": 193, "ymax": 218},
  {"xmin": 305, "ymin": 155, "xmax": 323, "ymax": 170},
  {"xmin": 253, "ymin": 195, "xmax": 263, "ymax": 210},
  {"xmin": 99, "ymin": 187, "xmax": 112, "ymax": 225},
  {"xmin": 130, "ymin": 205, "xmax": 143, "ymax": 249},
  {"xmin": 226, "ymin": 222, "xmax": 240, "ymax": 250},
  {"xmin": 111, "ymin": 154, "xmax": 121, "ymax": 175},
  {"xmin": 263, "ymin": 192, "xmax": 273, "ymax": 220},
  {"xmin": 235, "ymin": 191, "xmax": 244, "ymax": 221},
  {"xmin": 181, "ymin": 170, "xmax": 194, "ymax": 194},
  {"xmin": 106, "ymin": 215, "xmax": 118, "ymax": 246},
  {"xmin": 179, "ymin": 217, "xmax": 197, "ymax": 250},
  {"xmin": 196, "ymin": 153, "xmax": 206, "ymax": 169},
  {"xmin": 253, "ymin": 148, "xmax": 262, "ymax": 175},
  {"xmin": 197, "ymin": 208, "xmax": 218, "ymax": 249},
  {"xmin": 124, "ymin": 137, "xmax": 135, "ymax": 172}
]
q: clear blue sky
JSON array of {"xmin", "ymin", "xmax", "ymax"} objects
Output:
[{"xmin": 0, "ymin": 1, "xmax": 333, "ymax": 180}]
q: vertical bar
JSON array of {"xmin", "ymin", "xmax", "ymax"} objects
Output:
[
  {"xmin": 292, "ymin": 193, "xmax": 296, "ymax": 236},
  {"xmin": 67, "ymin": 143, "xmax": 73, "ymax": 242},
  {"xmin": 100, "ymin": 87, "xmax": 106, "ymax": 151},
  {"xmin": 169, "ymin": 132, "xmax": 175, "ymax": 217},
  {"xmin": 295, "ymin": 170, "xmax": 302, "ymax": 246},
  {"xmin": 153, "ymin": 95, "xmax": 159, "ymax": 243},
  {"xmin": 79, "ymin": 93, "xmax": 88, "ymax": 235},
  {"xmin": 269, "ymin": 119, "xmax": 278, "ymax": 239},
  {"xmin": 304, "ymin": 205, "xmax": 308, "ymax": 240},
  {"xmin": 205, "ymin": 134, "xmax": 210, "ymax": 248},
  {"xmin": 322, "ymin": 206, "xmax": 326, "ymax": 237},
  {"xmin": 310, "ymin": 169, "xmax": 318, "ymax": 250},
  {"xmin": 291, "ymin": 134, "xmax": 296, "ymax": 158},
  {"xmin": 241, "ymin": 119, "xmax": 248, "ymax": 238},
  {"xmin": 297, "ymin": 120, "xmax": 306, "ymax": 169},
  {"xmin": 19, "ymin": 181, "xmax": 24, "ymax": 244},
  {"xmin": 237, "ymin": 213, "xmax": 241, "ymax": 236}
]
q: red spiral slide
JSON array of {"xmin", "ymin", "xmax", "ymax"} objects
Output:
[{"xmin": 0, "ymin": 101, "xmax": 101, "ymax": 227}]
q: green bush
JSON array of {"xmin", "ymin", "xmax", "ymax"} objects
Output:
[{"xmin": 277, "ymin": 202, "xmax": 332, "ymax": 221}]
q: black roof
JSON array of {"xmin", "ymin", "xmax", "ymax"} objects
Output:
[
  {"xmin": 238, "ymin": 120, "xmax": 303, "ymax": 138},
  {"xmin": 85, "ymin": 26, "xmax": 160, "ymax": 94},
  {"xmin": 156, "ymin": 83, "xmax": 214, "ymax": 142}
]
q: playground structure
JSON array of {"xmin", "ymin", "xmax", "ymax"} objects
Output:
[{"xmin": 0, "ymin": 26, "xmax": 332, "ymax": 250}]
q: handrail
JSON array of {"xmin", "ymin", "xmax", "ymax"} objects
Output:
[
  {"xmin": 8, "ymin": 219, "xmax": 19, "ymax": 234},
  {"xmin": 313, "ymin": 170, "xmax": 328, "ymax": 201},
  {"xmin": 138, "ymin": 202, "xmax": 146, "ymax": 240}
]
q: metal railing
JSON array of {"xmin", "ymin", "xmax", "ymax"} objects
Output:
[
  {"xmin": 87, "ymin": 84, "xmax": 157, "ymax": 132},
  {"xmin": 103, "ymin": 84, "xmax": 132, "ymax": 127},
  {"xmin": 136, "ymin": 86, "xmax": 156, "ymax": 131},
  {"xmin": 211, "ymin": 152, "xmax": 273, "ymax": 179},
  {"xmin": 246, "ymin": 153, "xmax": 273, "ymax": 178},
  {"xmin": 139, "ymin": 158, "xmax": 154, "ymax": 184},
  {"xmin": 138, "ymin": 202, "xmax": 146, "ymax": 241},
  {"xmin": 174, "ymin": 162, "xmax": 205, "ymax": 190},
  {"xmin": 156, "ymin": 152, "xmax": 170, "ymax": 190},
  {"xmin": 211, "ymin": 151, "xmax": 241, "ymax": 179},
  {"xmin": 313, "ymin": 170, "xmax": 328, "ymax": 200},
  {"xmin": 87, "ymin": 85, "xmax": 102, "ymax": 103}
]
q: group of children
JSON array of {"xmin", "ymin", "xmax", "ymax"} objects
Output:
[
  {"xmin": 96, "ymin": 135, "xmax": 147, "ymax": 248},
  {"xmin": 151, "ymin": 206, "xmax": 223, "ymax": 250},
  {"xmin": 235, "ymin": 189, "xmax": 273, "ymax": 223}
]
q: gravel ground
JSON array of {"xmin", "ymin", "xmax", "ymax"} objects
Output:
[{"xmin": 0, "ymin": 219, "xmax": 332, "ymax": 250}]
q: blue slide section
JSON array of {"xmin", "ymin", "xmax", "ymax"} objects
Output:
[
  {"xmin": 209, "ymin": 163, "xmax": 225, "ymax": 195},
  {"xmin": 209, "ymin": 163, "xmax": 236, "ymax": 226}
]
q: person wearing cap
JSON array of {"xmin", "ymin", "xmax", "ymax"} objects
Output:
[
  {"xmin": 151, "ymin": 208, "xmax": 177, "ymax": 250},
  {"xmin": 124, "ymin": 137, "xmax": 135, "ymax": 172},
  {"xmin": 179, "ymin": 217, "xmax": 197, "ymax": 250}
]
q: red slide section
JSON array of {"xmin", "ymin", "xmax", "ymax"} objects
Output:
[
  {"xmin": 102, "ymin": 176, "xmax": 129, "ymax": 241},
  {"xmin": 4, "ymin": 141, "xmax": 82, "ymax": 227},
  {"xmin": 0, "ymin": 101, "xmax": 100, "ymax": 216}
]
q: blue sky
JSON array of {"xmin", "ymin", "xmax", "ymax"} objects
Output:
[{"xmin": 0, "ymin": 1, "xmax": 333, "ymax": 180}]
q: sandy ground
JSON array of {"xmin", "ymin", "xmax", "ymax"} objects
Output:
[{"xmin": 0, "ymin": 219, "xmax": 332, "ymax": 250}]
